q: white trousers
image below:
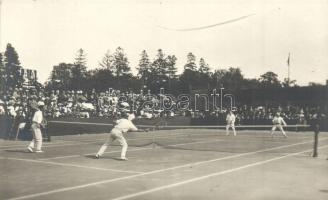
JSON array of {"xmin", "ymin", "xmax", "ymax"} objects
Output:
[
  {"xmin": 28, "ymin": 123, "xmax": 43, "ymax": 151},
  {"xmin": 97, "ymin": 130, "xmax": 128, "ymax": 159},
  {"xmin": 226, "ymin": 123, "xmax": 236, "ymax": 136},
  {"xmin": 271, "ymin": 124, "xmax": 287, "ymax": 136}
]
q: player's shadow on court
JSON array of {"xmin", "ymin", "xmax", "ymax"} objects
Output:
[
  {"xmin": 84, "ymin": 155, "xmax": 123, "ymax": 161},
  {"xmin": 5, "ymin": 149, "xmax": 31, "ymax": 153}
]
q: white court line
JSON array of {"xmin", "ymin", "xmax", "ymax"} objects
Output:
[
  {"xmin": 0, "ymin": 131, "xmax": 209, "ymax": 150},
  {"xmin": 0, "ymin": 133, "xmax": 182, "ymax": 151},
  {"xmin": 0, "ymin": 140, "xmax": 103, "ymax": 151},
  {"xmin": 0, "ymin": 157, "xmax": 143, "ymax": 174},
  {"xmin": 38, "ymin": 147, "xmax": 150, "ymax": 161},
  {"xmin": 112, "ymin": 145, "xmax": 328, "ymax": 200},
  {"xmin": 39, "ymin": 134, "xmax": 326, "ymax": 161},
  {"xmin": 6, "ymin": 138, "xmax": 326, "ymax": 200},
  {"xmin": 0, "ymin": 140, "xmax": 85, "ymax": 148},
  {"xmin": 0, "ymin": 129, "xmax": 314, "ymax": 149},
  {"xmin": 38, "ymin": 135, "xmax": 222, "ymax": 160},
  {"xmin": 38, "ymin": 139, "xmax": 224, "ymax": 161},
  {"xmin": 0, "ymin": 138, "xmax": 107, "ymax": 149}
]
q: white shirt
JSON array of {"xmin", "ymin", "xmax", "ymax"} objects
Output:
[
  {"xmin": 7, "ymin": 105, "xmax": 17, "ymax": 117},
  {"xmin": 0, "ymin": 105, "xmax": 5, "ymax": 115},
  {"xmin": 226, "ymin": 113, "xmax": 236, "ymax": 124},
  {"xmin": 113, "ymin": 118, "xmax": 138, "ymax": 133},
  {"xmin": 272, "ymin": 116, "xmax": 286, "ymax": 126},
  {"xmin": 32, "ymin": 110, "xmax": 43, "ymax": 124}
]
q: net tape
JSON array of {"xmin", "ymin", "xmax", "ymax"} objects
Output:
[{"xmin": 49, "ymin": 120, "xmax": 311, "ymax": 129}]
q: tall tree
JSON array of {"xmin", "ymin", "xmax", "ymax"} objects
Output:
[
  {"xmin": 4, "ymin": 43, "xmax": 22, "ymax": 90},
  {"xmin": 180, "ymin": 52, "xmax": 199, "ymax": 91},
  {"xmin": 152, "ymin": 49, "xmax": 168, "ymax": 76},
  {"xmin": 258, "ymin": 71, "xmax": 281, "ymax": 88},
  {"xmin": 166, "ymin": 55, "xmax": 178, "ymax": 90},
  {"xmin": 0, "ymin": 53, "xmax": 5, "ymax": 95},
  {"xmin": 166, "ymin": 55, "xmax": 178, "ymax": 78},
  {"xmin": 74, "ymin": 48, "xmax": 87, "ymax": 76},
  {"xmin": 137, "ymin": 50, "xmax": 151, "ymax": 88},
  {"xmin": 74, "ymin": 48, "xmax": 87, "ymax": 66},
  {"xmin": 99, "ymin": 50, "xmax": 113, "ymax": 71},
  {"xmin": 198, "ymin": 58, "xmax": 210, "ymax": 75},
  {"xmin": 72, "ymin": 48, "xmax": 88, "ymax": 89},
  {"xmin": 197, "ymin": 58, "xmax": 211, "ymax": 89},
  {"xmin": 184, "ymin": 52, "xmax": 197, "ymax": 71},
  {"xmin": 137, "ymin": 50, "xmax": 151, "ymax": 78},
  {"xmin": 112, "ymin": 47, "xmax": 130, "ymax": 77}
]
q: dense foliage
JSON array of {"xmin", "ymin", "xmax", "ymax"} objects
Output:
[{"xmin": 0, "ymin": 43, "xmax": 314, "ymax": 97}]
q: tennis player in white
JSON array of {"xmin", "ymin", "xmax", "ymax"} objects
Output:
[
  {"xmin": 226, "ymin": 111, "xmax": 237, "ymax": 136},
  {"xmin": 95, "ymin": 113, "xmax": 138, "ymax": 161},
  {"xmin": 270, "ymin": 113, "xmax": 287, "ymax": 137},
  {"xmin": 27, "ymin": 102, "xmax": 44, "ymax": 153}
]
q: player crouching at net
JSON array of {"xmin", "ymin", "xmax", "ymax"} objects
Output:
[
  {"xmin": 270, "ymin": 113, "xmax": 288, "ymax": 138},
  {"xmin": 226, "ymin": 110, "xmax": 237, "ymax": 136},
  {"xmin": 95, "ymin": 112, "xmax": 146, "ymax": 161}
]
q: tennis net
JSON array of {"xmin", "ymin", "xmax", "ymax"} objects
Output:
[{"xmin": 47, "ymin": 120, "xmax": 321, "ymax": 154}]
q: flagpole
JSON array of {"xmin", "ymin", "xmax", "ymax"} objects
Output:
[
  {"xmin": 287, "ymin": 52, "xmax": 290, "ymax": 86},
  {"xmin": 0, "ymin": 0, "xmax": 2, "ymax": 52},
  {"xmin": 288, "ymin": 62, "xmax": 290, "ymax": 86}
]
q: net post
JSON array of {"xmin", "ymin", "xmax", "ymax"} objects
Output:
[
  {"xmin": 152, "ymin": 129, "xmax": 156, "ymax": 149},
  {"xmin": 42, "ymin": 122, "xmax": 51, "ymax": 142},
  {"xmin": 313, "ymin": 124, "xmax": 320, "ymax": 157}
]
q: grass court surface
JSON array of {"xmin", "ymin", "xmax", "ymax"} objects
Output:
[{"xmin": 1, "ymin": 128, "xmax": 328, "ymax": 200}]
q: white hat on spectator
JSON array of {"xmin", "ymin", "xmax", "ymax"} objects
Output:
[
  {"xmin": 121, "ymin": 102, "xmax": 129, "ymax": 107},
  {"xmin": 38, "ymin": 101, "xmax": 45, "ymax": 106}
]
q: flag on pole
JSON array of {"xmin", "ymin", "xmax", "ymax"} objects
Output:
[{"xmin": 287, "ymin": 53, "xmax": 290, "ymax": 66}]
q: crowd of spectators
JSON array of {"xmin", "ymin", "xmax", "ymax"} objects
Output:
[
  {"xmin": 0, "ymin": 86, "xmax": 177, "ymax": 138},
  {"xmin": 190, "ymin": 105, "xmax": 327, "ymax": 126},
  {"xmin": 1, "ymin": 86, "xmax": 327, "ymax": 139}
]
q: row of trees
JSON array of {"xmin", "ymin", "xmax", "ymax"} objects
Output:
[
  {"xmin": 47, "ymin": 47, "xmax": 297, "ymax": 94},
  {"xmin": 47, "ymin": 47, "xmax": 139, "ymax": 92},
  {"xmin": 1, "ymin": 43, "xmax": 306, "ymax": 97}
]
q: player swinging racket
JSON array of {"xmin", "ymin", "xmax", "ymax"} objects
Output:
[
  {"xmin": 270, "ymin": 113, "xmax": 288, "ymax": 137},
  {"xmin": 95, "ymin": 113, "xmax": 144, "ymax": 160},
  {"xmin": 226, "ymin": 110, "xmax": 237, "ymax": 136}
]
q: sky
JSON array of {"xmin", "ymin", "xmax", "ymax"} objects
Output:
[{"xmin": 1, "ymin": 0, "xmax": 328, "ymax": 85}]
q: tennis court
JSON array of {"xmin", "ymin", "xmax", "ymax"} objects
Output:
[{"xmin": 1, "ymin": 124, "xmax": 328, "ymax": 200}]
